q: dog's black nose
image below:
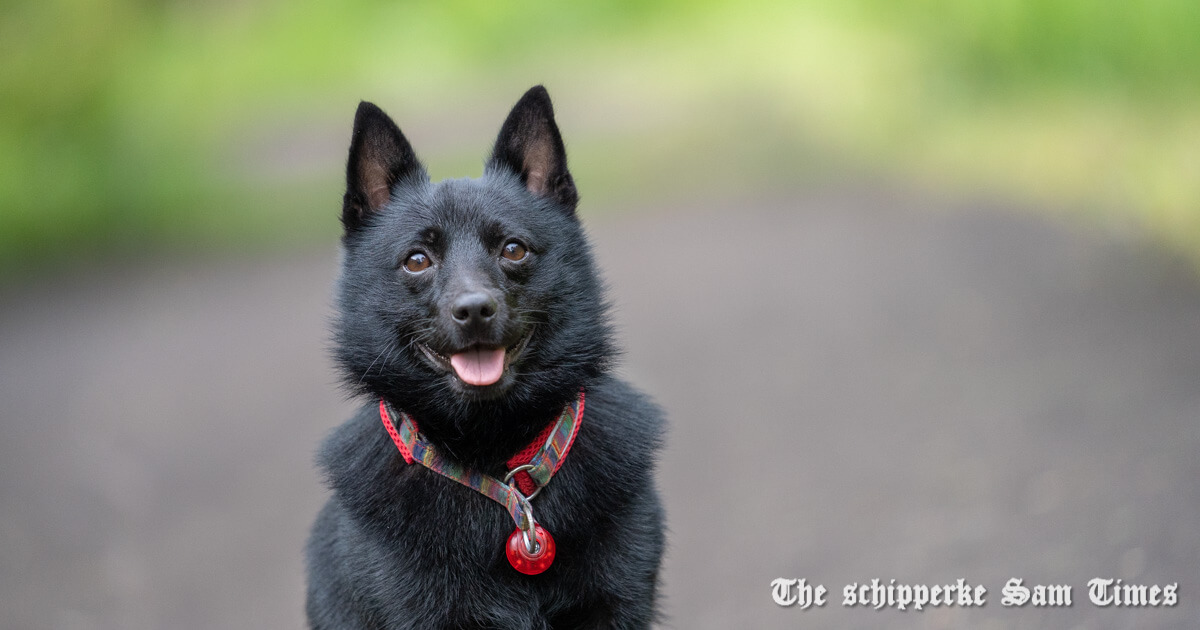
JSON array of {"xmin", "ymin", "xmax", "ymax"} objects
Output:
[{"xmin": 451, "ymin": 292, "xmax": 498, "ymax": 326}]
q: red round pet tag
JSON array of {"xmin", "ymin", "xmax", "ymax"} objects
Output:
[{"xmin": 506, "ymin": 524, "xmax": 556, "ymax": 574}]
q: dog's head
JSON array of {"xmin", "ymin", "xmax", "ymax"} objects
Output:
[{"xmin": 333, "ymin": 87, "xmax": 611, "ymax": 452}]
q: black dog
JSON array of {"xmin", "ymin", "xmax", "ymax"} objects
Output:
[{"xmin": 306, "ymin": 86, "xmax": 665, "ymax": 629}]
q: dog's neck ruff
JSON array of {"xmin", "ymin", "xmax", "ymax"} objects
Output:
[{"xmin": 378, "ymin": 390, "xmax": 584, "ymax": 573}]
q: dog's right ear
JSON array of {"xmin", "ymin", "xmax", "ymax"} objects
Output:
[{"xmin": 342, "ymin": 101, "xmax": 425, "ymax": 232}]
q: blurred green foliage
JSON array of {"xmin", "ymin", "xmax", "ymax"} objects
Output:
[{"xmin": 2, "ymin": 0, "xmax": 1198, "ymax": 271}]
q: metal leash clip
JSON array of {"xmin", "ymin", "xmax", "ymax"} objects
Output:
[{"xmin": 504, "ymin": 464, "xmax": 541, "ymax": 553}]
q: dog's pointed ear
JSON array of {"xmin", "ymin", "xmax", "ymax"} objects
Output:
[
  {"xmin": 488, "ymin": 86, "xmax": 578, "ymax": 212},
  {"xmin": 342, "ymin": 101, "xmax": 425, "ymax": 232}
]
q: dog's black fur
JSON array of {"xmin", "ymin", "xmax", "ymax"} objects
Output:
[{"xmin": 306, "ymin": 86, "xmax": 665, "ymax": 629}]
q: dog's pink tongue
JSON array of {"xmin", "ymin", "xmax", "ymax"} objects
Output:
[{"xmin": 450, "ymin": 347, "xmax": 506, "ymax": 386}]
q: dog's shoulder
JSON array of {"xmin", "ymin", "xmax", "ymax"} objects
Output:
[
  {"xmin": 315, "ymin": 403, "xmax": 413, "ymax": 513},
  {"xmin": 571, "ymin": 376, "xmax": 664, "ymax": 472}
]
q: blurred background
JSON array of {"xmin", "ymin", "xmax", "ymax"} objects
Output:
[
  {"xmin": 4, "ymin": 0, "xmax": 1200, "ymax": 272},
  {"xmin": 1, "ymin": 1, "xmax": 1198, "ymax": 628}
]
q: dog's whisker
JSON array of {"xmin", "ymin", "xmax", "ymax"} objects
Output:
[{"xmin": 357, "ymin": 342, "xmax": 393, "ymax": 386}]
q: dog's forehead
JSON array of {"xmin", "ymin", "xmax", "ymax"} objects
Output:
[
  {"xmin": 413, "ymin": 177, "xmax": 531, "ymax": 236},
  {"xmin": 433, "ymin": 177, "xmax": 522, "ymax": 211}
]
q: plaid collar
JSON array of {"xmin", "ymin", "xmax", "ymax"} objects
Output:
[{"xmin": 378, "ymin": 389, "xmax": 585, "ymax": 533}]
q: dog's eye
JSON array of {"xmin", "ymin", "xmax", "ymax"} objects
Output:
[
  {"xmin": 501, "ymin": 241, "xmax": 527, "ymax": 262},
  {"xmin": 403, "ymin": 252, "xmax": 431, "ymax": 273}
]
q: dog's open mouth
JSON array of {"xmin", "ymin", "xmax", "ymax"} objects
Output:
[{"xmin": 418, "ymin": 333, "xmax": 531, "ymax": 387}]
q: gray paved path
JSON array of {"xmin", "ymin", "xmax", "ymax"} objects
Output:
[{"xmin": 1, "ymin": 190, "xmax": 1198, "ymax": 629}]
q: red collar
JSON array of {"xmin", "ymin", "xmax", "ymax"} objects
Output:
[{"xmin": 377, "ymin": 390, "xmax": 585, "ymax": 574}]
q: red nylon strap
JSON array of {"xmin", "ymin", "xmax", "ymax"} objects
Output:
[
  {"xmin": 506, "ymin": 391, "xmax": 585, "ymax": 494},
  {"xmin": 379, "ymin": 400, "xmax": 415, "ymax": 464}
]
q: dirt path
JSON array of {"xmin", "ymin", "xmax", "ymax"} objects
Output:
[{"xmin": 1, "ymin": 189, "xmax": 1197, "ymax": 629}]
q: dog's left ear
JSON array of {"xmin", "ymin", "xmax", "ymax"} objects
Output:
[{"xmin": 488, "ymin": 86, "xmax": 578, "ymax": 212}]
